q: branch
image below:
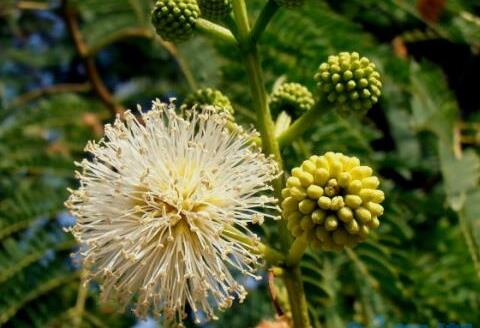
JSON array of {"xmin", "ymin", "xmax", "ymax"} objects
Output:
[
  {"xmin": 61, "ymin": 0, "xmax": 124, "ymax": 116},
  {"xmin": 9, "ymin": 82, "xmax": 91, "ymax": 107},
  {"xmin": 277, "ymin": 103, "xmax": 324, "ymax": 147},
  {"xmin": 196, "ymin": 18, "xmax": 237, "ymax": 45},
  {"xmin": 249, "ymin": 0, "xmax": 279, "ymax": 46},
  {"xmin": 72, "ymin": 270, "xmax": 89, "ymax": 328},
  {"xmin": 87, "ymin": 27, "xmax": 154, "ymax": 56}
]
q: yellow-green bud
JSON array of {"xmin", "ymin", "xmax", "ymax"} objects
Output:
[
  {"xmin": 270, "ymin": 82, "xmax": 314, "ymax": 117},
  {"xmin": 325, "ymin": 215, "xmax": 338, "ymax": 231},
  {"xmin": 199, "ymin": 0, "xmax": 232, "ymax": 20},
  {"xmin": 300, "ymin": 216, "xmax": 315, "ymax": 231},
  {"xmin": 290, "ymin": 186, "xmax": 307, "ymax": 201},
  {"xmin": 182, "ymin": 88, "xmax": 234, "ymax": 115},
  {"xmin": 151, "ymin": 0, "xmax": 200, "ymax": 42},
  {"xmin": 311, "ymin": 210, "xmax": 326, "ymax": 224},
  {"xmin": 299, "ymin": 199, "xmax": 316, "ymax": 214},
  {"xmin": 281, "ymin": 152, "xmax": 385, "ymax": 251},
  {"xmin": 314, "ymin": 52, "xmax": 382, "ymax": 112},
  {"xmin": 317, "ymin": 196, "xmax": 331, "ymax": 210},
  {"xmin": 306, "ymin": 185, "xmax": 323, "ymax": 199}
]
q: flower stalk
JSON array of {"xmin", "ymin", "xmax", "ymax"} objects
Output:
[
  {"xmin": 277, "ymin": 102, "xmax": 324, "ymax": 147},
  {"xmin": 196, "ymin": 18, "xmax": 237, "ymax": 45},
  {"xmin": 232, "ymin": 1, "xmax": 311, "ymax": 326}
]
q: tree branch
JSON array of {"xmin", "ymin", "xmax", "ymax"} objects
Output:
[
  {"xmin": 61, "ymin": 0, "xmax": 124, "ymax": 116},
  {"xmin": 9, "ymin": 82, "xmax": 91, "ymax": 108}
]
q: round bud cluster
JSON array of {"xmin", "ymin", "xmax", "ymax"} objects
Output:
[
  {"xmin": 269, "ymin": 82, "xmax": 315, "ymax": 117},
  {"xmin": 151, "ymin": 0, "xmax": 200, "ymax": 42},
  {"xmin": 199, "ymin": 0, "xmax": 232, "ymax": 20},
  {"xmin": 182, "ymin": 88, "xmax": 234, "ymax": 115},
  {"xmin": 314, "ymin": 52, "xmax": 382, "ymax": 112},
  {"xmin": 274, "ymin": 0, "xmax": 305, "ymax": 9},
  {"xmin": 281, "ymin": 152, "xmax": 384, "ymax": 251}
]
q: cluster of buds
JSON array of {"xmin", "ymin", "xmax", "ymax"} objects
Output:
[
  {"xmin": 151, "ymin": 0, "xmax": 308, "ymax": 43},
  {"xmin": 199, "ymin": 0, "xmax": 232, "ymax": 20},
  {"xmin": 269, "ymin": 82, "xmax": 314, "ymax": 117},
  {"xmin": 151, "ymin": 0, "xmax": 232, "ymax": 42},
  {"xmin": 281, "ymin": 152, "xmax": 384, "ymax": 251},
  {"xmin": 182, "ymin": 87, "xmax": 234, "ymax": 115},
  {"xmin": 151, "ymin": 0, "xmax": 201, "ymax": 42},
  {"xmin": 314, "ymin": 52, "xmax": 382, "ymax": 112}
]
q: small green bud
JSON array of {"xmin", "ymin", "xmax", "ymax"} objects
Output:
[
  {"xmin": 281, "ymin": 152, "xmax": 385, "ymax": 251},
  {"xmin": 286, "ymin": 176, "xmax": 301, "ymax": 188},
  {"xmin": 338, "ymin": 207, "xmax": 353, "ymax": 222},
  {"xmin": 281, "ymin": 197, "xmax": 298, "ymax": 213},
  {"xmin": 281, "ymin": 188, "xmax": 290, "ymax": 199},
  {"xmin": 299, "ymin": 199, "xmax": 316, "ymax": 214},
  {"xmin": 306, "ymin": 185, "xmax": 323, "ymax": 199},
  {"xmin": 269, "ymin": 82, "xmax": 314, "ymax": 117},
  {"xmin": 355, "ymin": 207, "xmax": 372, "ymax": 224},
  {"xmin": 151, "ymin": 0, "xmax": 200, "ymax": 42},
  {"xmin": 330, "ymin": 196, "xmax": 344, "ymax": 211},
  {"xmin": 346, "ymin": 219, "xmax": 360, "ymax": 234},
  {"xmin": 198, "ymin": 0, "xmax": 232, "ymax": 20},
  {"xmin": 317, "ymin": 196, "xmax": 331, "ymax": 210},
  {"xmin": 290, "ymin": 186, "xmax": 307, "ymax": 201},
  {"xmin": 311, "ymin": 210, "xmax": 326, "ymax": 224},
  {"xmin": 301, "ymin": 159, "xmax": 317, "ymax": 174},
  {"xmin": 300, "ymin": 216, "xmax": 315, "ymax": 230},
  {"xmin": 325, "ymin": 215, "xmax": 338, "ymax": 231},
  {"xmin": 314, "ymin": 168, "xmax": 330, "ymax": 185},
  {"xmin": 274, "ymin": 0, "xmax": 305, "ymax": 9},
  {"xmin": 182, "ymin": 88, "xmax": 234, "ymax": 115},
  {"xmin": 367, "ymin": 216, "xmax": 380, "ymax": 229},
  {"xmin": 345, "ymin": 195, "xmax": 362, "ymax": 209},
  {"xmin": 314, "ymin": 52, "xmax": 382, "ymax": 112}
]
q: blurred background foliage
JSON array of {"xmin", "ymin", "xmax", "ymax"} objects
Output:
[{"xmin": 0, "ymin": 0, "xmax": 480, "ymax": 327}]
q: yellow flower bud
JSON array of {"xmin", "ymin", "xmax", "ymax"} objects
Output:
[
  {"xmin": 306, "ymin": 185, "xmax": 324, "ymax": 199},
  {"xmin": 281, "ymin": 152, "xmax": 384, "ymax": 251}
]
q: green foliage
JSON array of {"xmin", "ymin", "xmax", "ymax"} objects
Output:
[{"xmin": 1, "ymin": 0, "xmax": 479, "ymax": 326}]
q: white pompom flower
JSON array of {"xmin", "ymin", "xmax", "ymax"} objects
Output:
[{"xmin": 66, "ymin": 100, "xmax": 280, "ymax": 323}]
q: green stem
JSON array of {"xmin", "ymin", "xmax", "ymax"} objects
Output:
[
  {"xmin": 196, "ymin": 18, "xmax": 237, "ymax": 45},
  {"xmin": 225, "ymin": 14, "xmax": 240, "ymax": 40},
  {"xmin": 258, "ymin": 243, "xmax": 286, "ymax": 265},
  {"xmin": 232, "ymin": 0, "xmax": 288, "ymax": 249},
  {"xmin": 232, "ymin": 1, "xmax": 310, "ymax": 327},
  {"xmin": 224, "ymin": 228, "xmax": 285, "ymax": 265},
  {"xmin": 283, "ymin": 265, "xmax": 311, "ymax": 328},
  {"xmin": 277, "ymin": 102, "xmax": 324, "ymax": 147},
  {"xmin": 286, "ymin": 235, "xmax": 309, "ymax": 266},
  {"xmin": 249, "ymin": 0, "xmax": 279, "ymax": 46}
]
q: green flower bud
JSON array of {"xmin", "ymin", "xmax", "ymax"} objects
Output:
[
  {"xmin": 269, "ymin": 82, "xmax": 314, "ymax": 117},
  {"xmin": 199, "ymin": 0, "xmax": 232, "ymax": 20},
  {"xmin": 314, "ymin": 52, "xmax": 382, "ymax": 112},
  {"xmin": 274, "ymin": 0, "xmax": 305, "ymax": 8},
  {"xmin": 281, "ymin": 152, "xmax": 385, "ymax": 251},
  {"xmin": 182, "ymin": 88, "xmax": 234, "ymax": 115},
  {"xmin": 151, "ymin": 0, "xmax": 200, "ymax": 42}
]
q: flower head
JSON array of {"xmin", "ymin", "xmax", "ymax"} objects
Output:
[
  {"xmin": 66, "ymin": 101, "xmax": 279, "ymax": 322},
  {"xmin": 199, "ymin": 0, "xmax": 232, "ymax": 20},
  {"xmin": 314, "ymin": 52, "xmax": 382, "ymax": 112},
  {"xmin": 269, "ymin": 82, "xmax": 314, "ymax": 118},
  {"xmin": 281, "ymin": 152, "xmax": 384, "ymax": 251},
  {"xmin": 182, "ymin": 88, "xmax": 234, "ymax": 116},
  {"xmin": 151, "ymin": 0, "xmax": 200, "ymax": 42}
]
